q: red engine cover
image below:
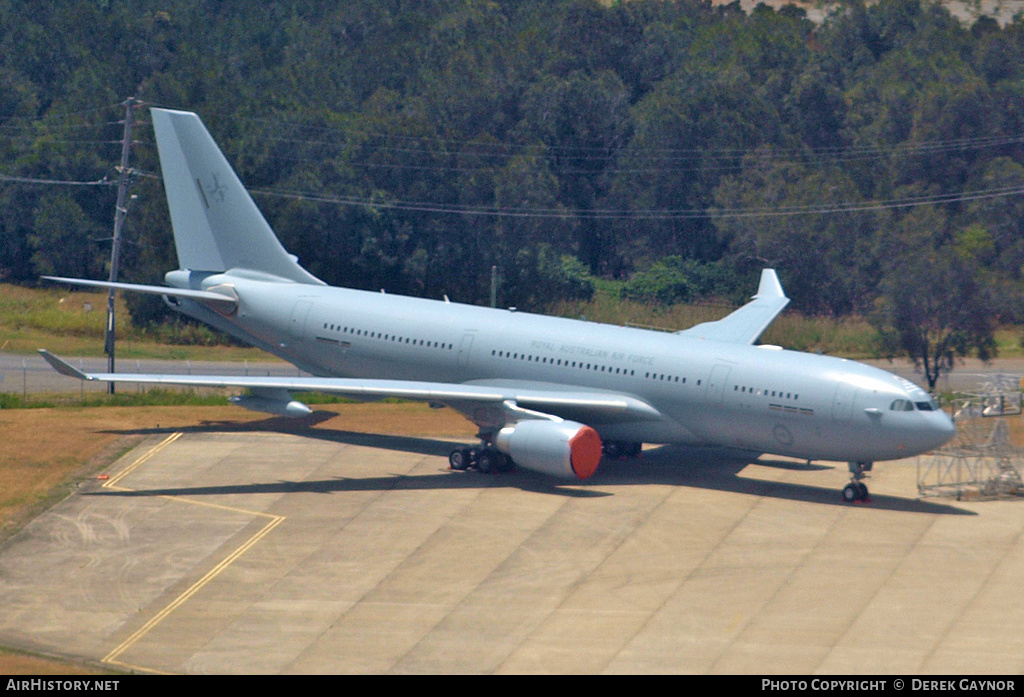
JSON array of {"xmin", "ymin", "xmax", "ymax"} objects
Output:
[{"xmin": 567, "ymin": 424, "xmax": 602, "ymax": 479}]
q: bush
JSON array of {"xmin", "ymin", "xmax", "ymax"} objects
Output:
[
  {"xmin": 503, "ymin": 245, "xmax": 595, "ymax": 310},
  {"xmin": 622, "ymin": 258, "xmax": 736, "ymax": 305}
]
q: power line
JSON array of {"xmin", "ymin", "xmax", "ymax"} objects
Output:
[
  {"xmin": 0, "ymin": 173, "xmax": 113, "ymax": 186},
  {"xmin": 218, "ymin": 118, "xmax": 1024, "ymax": 180},
  {"xmin": 221, "ymin": 109, "xmax": 1024, "ymax": 158},
  {"xmin": 251, "ymin": 181, "xmax": 1024, "ymax": 220}
]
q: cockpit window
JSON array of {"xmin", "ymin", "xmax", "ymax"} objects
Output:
[
  {"xmin": 890, "ymin": 399, "xmax": 914, "ymax": 412},
  {"xmin": 915, "ymin": 400, "xmax": 938, "ymax": 411}
]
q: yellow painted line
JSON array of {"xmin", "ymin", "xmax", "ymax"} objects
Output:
[
  {"xmin": 104, "ymin": 432, "xmax": 182, "ymax": 489},
  {"xmin": 97, "ymin": 432, "xmax": 286, "ymax": 674}
]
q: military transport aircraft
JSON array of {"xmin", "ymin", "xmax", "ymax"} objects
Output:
[{"xmin": 40, "ymin": 108, "xmax": 955, "ymax": 502}]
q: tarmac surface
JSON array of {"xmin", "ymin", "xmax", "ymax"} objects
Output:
[{"xmin": 0, "ymin": 422, "xmax": 1022, "ymax": 674}]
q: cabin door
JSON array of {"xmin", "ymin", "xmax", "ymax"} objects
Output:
[{"xmin": 289, "ymin": 300, "xmax": 314, "ymax": 340}]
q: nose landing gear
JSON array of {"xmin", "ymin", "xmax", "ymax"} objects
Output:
[{"xmin": 842, "ymin": 461, "xmax": 873, "ymax": 503}]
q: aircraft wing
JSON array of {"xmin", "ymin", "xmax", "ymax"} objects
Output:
[
  {"xmin": 38, "ymin": 350, "xmax": 665, "ymax": 425},
  {"xmin": 675, "ymin": 269, "xmax": 789, "ymax": 345}
]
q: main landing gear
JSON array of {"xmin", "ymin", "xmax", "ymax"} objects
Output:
[
  {"xmin": 448, "ymin": 438, "xmax": 643, "ymax": 476},
  {"xmin": 842, "ymin": 461, "xmax": 873, "ymax": 503},
  {"xmin": 602, "ymin": 440, "xmax": 642, "ymax": 459},
  {"xmin": 448, "ymin": 446, "xmax": 514, "ymax": 474}
]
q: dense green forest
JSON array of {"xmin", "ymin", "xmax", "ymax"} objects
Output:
[{"xmin": 1, "ymin": 0, "xmax": 1023, "ymax": 378}]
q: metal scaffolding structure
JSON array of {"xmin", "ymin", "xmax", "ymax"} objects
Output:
[{"xmin": 918, "ymin": 376, "xmax": 1024, "ymax": 500}]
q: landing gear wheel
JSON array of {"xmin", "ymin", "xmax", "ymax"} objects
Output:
[
  {"xmin": 842, "ymin": 483, "xmax": 860, "ymax": 503},
  {"xmin": 494, "ymin": 452, "xmax": 515, "ymax": 473},
  {"xmin": 841, "ymin": 482, "xmax": 870, "ymax": 503},
  {"xmin": 476, "ymin": 449, "xmax": 496, "ymax": 474},
  {"xmin": 449, "ymin": 448, "xmax": 470, "ymax": 471},
  {"xmin": 472, "ymin": 448, "xmax": 514, "ymax": 475},
  {"xmin": 843, "ymin": 461, "xmax": 872, "ymax": 503}
]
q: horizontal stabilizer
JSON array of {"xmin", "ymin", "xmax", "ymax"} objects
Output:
[
  {"xmin": 42, "ymin": 276, "xmax": 238, "ymax": 312},
  {"xmin": 677, "ymin": 269, "xmax": 790, "ymax": 345}
]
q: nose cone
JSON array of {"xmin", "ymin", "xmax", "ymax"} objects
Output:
[
  {"xmin": 885, "ymin": 408, "xmax": 956, "ymax": 460},
  {"xmin": 923, "ymin": 411, "xmax": 957, "ymax": 452}
]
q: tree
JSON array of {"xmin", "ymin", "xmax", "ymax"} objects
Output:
[
  {"xmin": 28, "ymin": 193, "xmax": 105, "ymax": 279},
  {"xmin": 512, "ymin": 69, "xmax": 630, "ymax": 273},
  {"xmin": 872, "ymin": 232, "xmax": 997, "ymax": 391},
  {"xmin": 712, "ymin": 152, "xmax": 880, "ymax": 316},
  {"xmin": 609, "ymin": 64, "xmax": 780, "ymax": 267}
]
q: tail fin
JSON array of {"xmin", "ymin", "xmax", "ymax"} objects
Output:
[{"xmin": 150, "ymin": 108, "xmax": 322, "ymax": 285}]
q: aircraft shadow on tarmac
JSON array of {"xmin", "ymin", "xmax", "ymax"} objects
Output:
[{"xmin": 93, "ymin": 412, "xmax": 976, "ymax": 515}]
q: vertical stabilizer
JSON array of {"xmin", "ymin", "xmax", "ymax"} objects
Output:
[{"xmin": 151, "ymin": 108, "xmax": 323, "ymax": 284}]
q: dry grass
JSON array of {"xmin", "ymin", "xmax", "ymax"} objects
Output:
[{"xmin": 0, "ymin": 648, "xmax": 113, "ymax": 675}]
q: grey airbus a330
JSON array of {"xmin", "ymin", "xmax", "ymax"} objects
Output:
[{"xmin": 41, "ymin": 109, "xmax": 955, "ymax": 502}]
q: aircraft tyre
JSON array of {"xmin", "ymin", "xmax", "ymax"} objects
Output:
[
  {"xmin": 495, "ymin": 452, "xmax": 515, "ymax": 473},
  {"xmin": 842, "ymin": 484, "xmax": 859, "ymax": 503},
  {"xmin": 844, "ymin": 461, "xmax": 872, "ymax": 502},
  {"xmin": 477, "ymin": 450, "xmax": 494, "ymax": 474},
  {"xmin": 842, "ymin": 482, "xmax": 870, "ymax": 503},
  {"xmin": 474, "ymin": 448, "xmax": 513, "ymax": 475},
  {"xmin": 449, "ymin": 448, "xmax": 470, "ymax": 471}
]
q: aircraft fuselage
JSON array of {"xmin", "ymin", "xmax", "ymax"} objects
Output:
[{"xmin": 171, "ymin": 270, "xmax": 955, "ymax": 466}]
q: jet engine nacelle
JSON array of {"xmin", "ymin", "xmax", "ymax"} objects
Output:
[
  {"xmin": 229, "ymin": 395, "xmax": 312, "ymax": 418},
  {"xmin": 492, "ymin": 419, "xmax": 602, "ymax": 480}
]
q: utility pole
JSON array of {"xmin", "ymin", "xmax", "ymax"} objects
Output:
[{"xmin": 105, "ymin": 97, "xmax": 138, "ymax": 394}]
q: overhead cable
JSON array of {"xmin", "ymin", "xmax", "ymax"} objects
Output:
[
  {"xmin": 0, "ymin": 173, "xmax": 112, "ymax": 187},
  {"xmin": 251, "ymin": 182, "xmax": 1024, "ymax": 219}
]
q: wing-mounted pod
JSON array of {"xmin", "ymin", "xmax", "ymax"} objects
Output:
[{"xmin": 229, "ymin": 388, "xmax": 312, "ymax": 418}]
